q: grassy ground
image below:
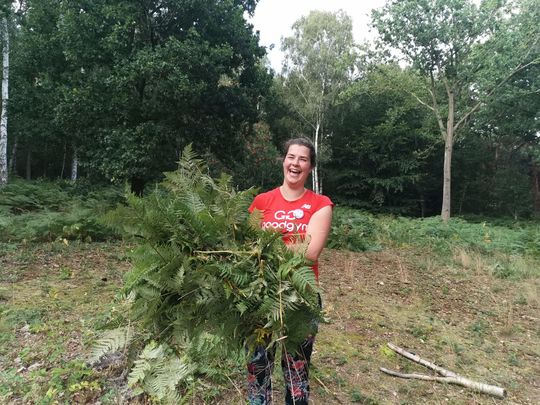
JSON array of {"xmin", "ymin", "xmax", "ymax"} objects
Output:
[{"xmin": 1, "ymin": 240, "xmax": 539, "ymax": 404}]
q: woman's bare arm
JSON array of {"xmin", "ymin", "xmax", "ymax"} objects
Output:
[{"xmin": 304, "ymin": 205, "xmax": 333, "ymax": 262}]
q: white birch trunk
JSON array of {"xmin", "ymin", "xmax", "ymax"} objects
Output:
[
  {"xmin": 0, "ymin": 16, "xmax": 9, "ymax": 187},
  {"xmin": 313, "ymin": 121, "xmax": 320, "ymax": 194},
  {"xmin": 71, "ymin": 149, "xmax": 78, "ymax": 181}
]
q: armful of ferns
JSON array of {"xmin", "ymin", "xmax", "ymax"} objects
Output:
[{"xmin": 102, "ymin": 146, "xmax": 322, "ymax": 352}]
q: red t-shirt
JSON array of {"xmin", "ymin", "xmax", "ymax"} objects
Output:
[{"xmin": 248, "ymin": 187, "xmax": 333, "ymax": 279}]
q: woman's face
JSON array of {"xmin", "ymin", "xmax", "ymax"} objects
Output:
[{"xmin": 283, "ymin": 144, "xmax": 312, "ymax": 187}]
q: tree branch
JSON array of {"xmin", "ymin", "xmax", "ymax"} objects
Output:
[
  {"xmin": 408, "ymin": 90, "xmax": 435, "ymax": 112},
  {"xmin": 429, "ymin": 71, "xmax": 447, "ymax": 138},
  {"xmin": 454, "ymin": 54, "xmax": 540, "ymax": 132},
  {"xmin": 381, "ymin": 343, "xmax": 506, "ymax": 399}
]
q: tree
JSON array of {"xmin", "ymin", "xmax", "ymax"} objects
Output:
[
  {"xmin": 0, "ymin": 15, "xmax": 8, "ymax": 186},
  {"xmin": 54, "ymin": 0, "xmax": 270, "ymax": 193},
  {"xmin": 281, "ymin": 10, "xmax": 357, "ymax": 194},
  {"xmin": 6, "ymin": 0, "xmax": 270, "ymax": 189},
  {"xmin": 372, "ymin": 0, "xmax": 540, "ymax": 221},
  {"xmin": 0, "ymin": 0, "xmax": 10, "ymax": 187},
  {"xmin": 326, "ymin": 64, "xmax": 438, "ymax": 215},
  {"xmin": 8, "ymin": 0, "xmax": 69, "ymax": 180}
]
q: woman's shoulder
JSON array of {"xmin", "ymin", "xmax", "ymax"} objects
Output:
[
  {"xmin": 254, "ymin": 187, "xmax": 280, "ymax": 201},
  {"xmin": 304, "ymin": 190, "xmax": 334, "ymax": 210},
  {"xmin": 249, "ymin": 187, "xmax": 280, "ymax": 211}
]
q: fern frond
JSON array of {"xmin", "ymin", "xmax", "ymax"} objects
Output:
[
  {"xmin": 290, "ymin": 266, "xmax": 318, "ymax": 295},
  {"xmin": 88, "ymin": 326, "xmax": 133, "ymax": 364}
]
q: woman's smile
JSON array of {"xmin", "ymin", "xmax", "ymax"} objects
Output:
[{"xmin": 283, "ymin": 145, "xmax": 312, "ymax": 186}]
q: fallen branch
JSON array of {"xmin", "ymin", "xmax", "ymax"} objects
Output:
[{"xmin": 380, "ymin": 343, "xmax": 506, "ymax": 399}]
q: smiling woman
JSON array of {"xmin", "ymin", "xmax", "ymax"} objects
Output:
[{"xmin": 246, "ymin": 137, "xmax": 333, "ymax": 405}]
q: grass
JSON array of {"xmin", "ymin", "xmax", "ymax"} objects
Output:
[
  {"xmin": 1, "ymin": 208, "xmax": 539, "ymax": 403},
  {"xmin": 0, "ymin": 241, "xmax": 132, "ymax": 404}
]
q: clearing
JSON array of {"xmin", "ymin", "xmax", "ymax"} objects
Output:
[{"xmin": 1, "ymin": 241, "xmax": 539, "ymax": 404}]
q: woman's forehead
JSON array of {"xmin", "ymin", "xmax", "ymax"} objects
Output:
[{"xmin": 286, "ymin": 144, "xmax": 311, "ymax": 157}]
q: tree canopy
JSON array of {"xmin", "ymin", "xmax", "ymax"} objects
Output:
[{"xmin": 1, "ymin": 0, "xmax": 539, "ymax": 218}]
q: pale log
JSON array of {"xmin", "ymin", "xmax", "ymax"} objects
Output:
[{"xmin": 382, "ymin": 343, "xmax": 506, "ymax": 399}]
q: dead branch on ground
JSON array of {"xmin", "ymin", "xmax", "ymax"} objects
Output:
[{"xmin": 380, "ymin": 343, "xmax": 506, "ymax": 398}]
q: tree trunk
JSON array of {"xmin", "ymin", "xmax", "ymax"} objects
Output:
[
  {"xmin": 0, "ymin": 16, "xmax": 9, "ymax": 187},
  {"xmin": 60, "ymin": 142, "xmax": 67, "ymax": 179},
  {"xmin": 441, "ymin": 92, "xmax": 455, "ymax": 222},
  {"xmin": 26, "ymin": 149, "xmax": 31, "ymax": 180},
  {"xmin": 312, "ymin": 121, "xmax": 320, "ymax": 194},
  {"xmin": 71, "ymin": 148, "xmax": 78, "ymax": 181},
  {"xmin": 441, "ymin": 134, "xmax": 454, "ymax": 222},
  {"xmin": 532, "ymin": 162, "xmax": 540, "ymax": 214},
  {"xmin": 130, "ymin": 176, "xmax": 145, "ymax": 197},
  {"xmin": 8, "ymin": 135, "xmax": 16, "ymax": 174}
]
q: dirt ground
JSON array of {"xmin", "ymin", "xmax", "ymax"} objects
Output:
[
  {"xmin": 1, "ymin": 242, "xmax": 539, "ymax": 404},
  {"xmin": 311, "ymin": 248, "xmax": 540, "ymax": 404}
]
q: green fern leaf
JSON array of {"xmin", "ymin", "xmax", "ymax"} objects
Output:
[{"xmin": 88, "ymin": 326, "xmax": 133, "ymax": 364}]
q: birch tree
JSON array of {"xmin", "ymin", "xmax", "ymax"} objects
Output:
[
  {"xmin": 281, "ymin": 10, "xmax": 357, "ymax": 194},
  {"xmin": 0, "ymin": 15, "xmax": 8, "ymax": 187},
  {"xmin": 372, "ymin": 0, "xmax": 540, "ymax": 221}
]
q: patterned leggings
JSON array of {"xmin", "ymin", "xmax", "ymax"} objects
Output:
[{"xmin": 246, "ymin": 336, "xmax": 315, "ymax": 405}]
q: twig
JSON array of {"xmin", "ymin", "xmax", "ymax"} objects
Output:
[
  {"xmin": 225, "ymin": 373, "xmax": 244, "ymax": 398},
  {"xmin": 313, "ymin": 376, "xmax": 330, "ymax": 394},
  {"xmin": 381, "ymin": 343, "xmax": 506, "ymax": 398}
]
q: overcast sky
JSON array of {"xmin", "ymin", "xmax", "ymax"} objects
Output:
[{"xmin": 248, "ymin": 0, "xmax": 388, "ymax": 72}]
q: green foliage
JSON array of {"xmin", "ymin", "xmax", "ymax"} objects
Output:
[
  {"xmin": 280, "ymin": 9, "xmax": 358, "ymax": 191},
  {"xmin": 327, "ymin": 207, "xmax": 381, "ymax": 252},
  {"xmin": 0, "ymin": 179, "xmax": 123, "ymax": 242},
  {"xmin": 232, "ymin": 122, "xmax": 282, "ymax": 190},
  {"xmin": 378, "ymin": 215, "xmax": 539, "ymax": 255},
  {"xmin": 349, "ymin": 388, "xmax": 379, "ymax": 404},
  {"xmin": 88, "ymin": 326, "xmax": 134, "ymax": 365},
  {"xmin": 0, "ymin": 307, "xmax": 44, "ymax": 330},
  {"xmin": 96, "ymin": 147, "xmax": 321, "ymax": 400},
  {"xmin": 127, "ymin": 341, "xmax": 193, "ymax": 402},
  {"xmin": 0, "ymin": 369, "xmax": 28, "ymax": 402},
  {"xmin": 327, "ymin": 64, "xmax": 437, "ymax": 214}
]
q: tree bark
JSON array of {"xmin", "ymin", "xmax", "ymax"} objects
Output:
[
  {"xmin": 0, "ymin": 16, "xmax": 9, "ymax": 187},
  {"xmin": 71, "ymin": 148, "xmax": 78, "ymax": 181},
  {"xmin": 60, "ymin": 142, "xmax": 67, "ymax": 179},
  {"xmin": 313, "ymin": 121, "xmax": 320, "ymax": 194},
  {"xmin": 26, "ymin": 149, "xmax": 31, "ymax": 180},
  {"xmin": 532, "ymin": 162, "xmax": 540, "ymax": 214},
  {"xmin": 441, "ymin": 90, "xmax": 455, "ymax": 222},
  {"xmin": 8, "ymin": 135, "xmax": 16, "ymax": 174}
]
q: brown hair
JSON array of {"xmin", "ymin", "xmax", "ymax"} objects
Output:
[{"xmin": 283, "ymin": 137, "xmax": 316, "ymax": 167}]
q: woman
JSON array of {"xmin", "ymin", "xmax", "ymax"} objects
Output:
[{"xmin": 247, "ymin": 137, "xmax": 333, "ymax": 405}]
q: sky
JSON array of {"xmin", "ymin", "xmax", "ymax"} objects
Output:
[{"xmin": 248, "ymin": 0, "xmax": 388, "ymax": 72}]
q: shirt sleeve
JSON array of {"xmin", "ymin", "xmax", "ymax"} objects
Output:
[
  {"xmin": 314, "ymin": 194, "xmax": 334, "ymax": 212},
  {"xmin": 248, "ymin": 193, "xmax": 264, "ymax": 213}
]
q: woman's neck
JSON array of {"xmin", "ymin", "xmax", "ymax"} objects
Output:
[{"xmin": 280, "ymin": 184, "xmax": 306, "ymax": 201}]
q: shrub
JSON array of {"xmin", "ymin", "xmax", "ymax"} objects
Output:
[
  {"xmin": 327, "ymin": 208, "xmax": 381, "ymax": 252},
  {"xmin": 0, "ymin": 179, "xmax": 123, "ymax": 242}
]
